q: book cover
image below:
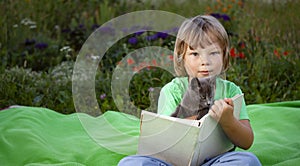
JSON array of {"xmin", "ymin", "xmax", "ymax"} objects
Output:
[{"xmin": 137, "ymin": 94, "xmax": 244, "ymax": 166}]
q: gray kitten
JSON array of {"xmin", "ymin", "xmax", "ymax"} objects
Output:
[{"xmin": 171, "ymin": 76, "xmax": 216, "ymax": 120}]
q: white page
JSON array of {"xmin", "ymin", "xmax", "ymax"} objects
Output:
[{"xmin": 138, "ymin": 94, "xmax": 244, "ymax": 166}]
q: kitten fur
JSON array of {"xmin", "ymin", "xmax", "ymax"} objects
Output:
[{"xmin": 171, "ymin": 76, "xmax": 216, "ymax": 120}]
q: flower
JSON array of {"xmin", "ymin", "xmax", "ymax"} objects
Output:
[
  {"xmin": 134, "ymin": 30, "xmax": 145, "ymax": 36},
  {"xmin": 152, "ymin": 59, "xmax": 157, "ymax": 66},
  {"xmin": 210, "ymin": 13, "xmax": 231, "ymax": 21},
  {"xmin": 91, "ymin": 24, "xmax": 100, "ymax": 31},
  {"xmin": 148, "ymin": 87, "xmax": 154, "ymax": 92},
  {"xmin": 78, "ymin": 24, "xmax": 85, "ymax": 29},
  {"xmin": 168, "ymin": 55, "xmax": 174, "ymax": 61},
  {"xmin": 128, "ymin": 37, "xmax": 138, "ymax": 45},
  {"xmin": 238, "ymin": 52, "xmax": 245, "ymax": 59},
  {"xmin": 146, "ymin": 34, "xmax": 158, "ymax": 41},
  {"xmin": 100, "ymin": 93, "xmax": 106, "ymax": 100},
  {"xmin": 61, "ymin": 28, "xmax": 71, "ymax": 33},
  {"xmin": 157, "ymin": 32, "xmax": 168, "ymax": 39},
  {"xmin": 230, "ymin": 48, "xmax": 236, "ymax": 57},
  {"xmin": 127, "ymin": 58, "xmax": 135, "ymax": 65},
  {"xmin": 283, "ymin": 51, "xmax": 289, "ymax": 56},
  {"xmin": 221, "ymin": 14, "xmax": 231, "ymax": 21},
  {"xmin": 274, "ymin": 49, "xmax": 280, "ymax": 58},
  {"xmin": 98, "ymin": 26, "xmax": 115, "ymax": 36},
  {"xmin": 60, "ymin": 46, "xmax": 72, "ymax": 52},
  {"xmin": 35, "ymin": 42, "xmax": 48, "ymax": 50},
  {"xmin": 21, "ymin": 18, "xmax": 36, "ymax": 26},
  {"xmin": 210, "ymin": 13, "xmax": 222, "ymax": 19},
  {"xmin": 133, "ymin": 66, "xmax": 139, "ymax": 72},
  {"xmin": 238, "ymin": 41, "xmax": 246, "ymax": 49},
  {"xmin": 25, "ymin": 38, "xmax": 36, "ymax": 46}
]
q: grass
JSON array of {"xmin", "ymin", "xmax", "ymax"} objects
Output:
[{"xmin": 1, "ymin": 0, "xmax": 299, "ymax": 114}]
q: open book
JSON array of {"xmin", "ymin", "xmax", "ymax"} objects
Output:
[{"xmin": 137, "ymin": 94, "xmax": 244, "ymax": 166}]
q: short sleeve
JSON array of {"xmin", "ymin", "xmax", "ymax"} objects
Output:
[
  {"xmin": 157, "ymin": 77, "xmax": 188, "ymax": 116},
  {"xmin": 228, "ymin": 82, "xmax": 249, "ymax": 120},
  {"xmin": 215, "ymin": 78, "xmax": 249, "ymax": 120}
]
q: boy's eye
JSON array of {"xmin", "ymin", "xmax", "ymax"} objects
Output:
[
  {"xmin": 210, "ymin": 51, "xmax": 220, "ymax": 56},
  {"xmin": 190, "ymin": 52, "xmax": 199, "ymax": 56}
]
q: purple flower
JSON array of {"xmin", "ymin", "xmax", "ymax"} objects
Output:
[
  {"xmin": 148, "ymin": 87, "xmax": 154, "ymax": 92},
  {"xmin": 100, "ymin": 93, "xmax": 106, "ymax": 100},
  {"xmin": 211, "ymin": 13, "xmax": 231, "ymax": 22},
  {"xmin": 98, "ymin": 26, "xmax": 115, "ymax": 36},
  {"xmin": 91, "ymin": 24, "xmax": 100, "ymax": 30},
  {"xmin": 221, "ymin": 14, "xmax": 231, "ymax": 21},
  {"xmin": 35, "ymin": 42, "xmax": 48, "ymax": 50},
  {"xmin": 78, "ymin": 24, "xmax": 85, "ymax": 29},
  {"xmin": 210, "ymin": 13, "xmax": 222, "ymax": 19},
  {"xmin": 128, "ymin": 37, "xmax": 138, "ymax": 45},
  {"xmin": 61, "ymin": 28, "xmax": 71, "ymax": 33},
  {"xmin": 146, "ymin": 34, "xmax": 158, "ymax": 41},
  {"xmin": 157, "ymin": 32, "xmax": 168, "ymax": 39},
  {"xmin": 24, "ymin": 38, "xmax": 36, "ymax": 46},
  {"xmin": 134, "ymin": 30, "xmax": 145, "ymax": 36}
]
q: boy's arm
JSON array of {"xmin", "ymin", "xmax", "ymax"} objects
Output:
[{"xmin": 209, "ymin": 98, "xmax": 254, "ymax": 150}]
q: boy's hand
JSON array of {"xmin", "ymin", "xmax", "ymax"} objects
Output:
[
  {"xmin": 185, "ymin": 115, "xmax": 198, "ymax": 120},
  {"xmin": 209, "ymin": 98, "xmax": 234, "ymax": 124}
]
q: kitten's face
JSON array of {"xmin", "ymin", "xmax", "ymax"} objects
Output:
[
  {"xmin": 179, "ymin": 76, "xmax": 216, "ymax": 117},
  {"xmin": 194, "ymin": 78, "xmax": 215, "ymax": 109}
]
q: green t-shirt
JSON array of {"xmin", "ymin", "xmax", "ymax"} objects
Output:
[{"xmin": 157, "ymin": 77, "xmax": 249, "ymax": 120}]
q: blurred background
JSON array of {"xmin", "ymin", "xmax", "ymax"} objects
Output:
[{"xmin": 1, "ymin": 0, "xmax": 299, "ymax": 114}]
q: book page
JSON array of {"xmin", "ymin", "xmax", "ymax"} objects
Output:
[
  {"xmin": 191, "ymin": 93, "xmax": 244, "ymax": 165},
  {"xmin": 232, "ymin": 93, "xmax": 244, "ymax": 119},
  {"xmin": 138, "ymin": 111, "xmax": 200, "ymax": 166},
  {"xmin": 141, "ymin": 111, "xmax": 201, "ymax": 127}
]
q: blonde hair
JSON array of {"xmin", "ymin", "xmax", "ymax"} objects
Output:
[{"xmin": 174, "ymin": 15, "xmax": 230, "ymax": 77}]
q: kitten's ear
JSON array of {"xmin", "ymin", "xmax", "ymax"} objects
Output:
[{"xmin": 190, "ymin": 77, "xmax": 199, "ymax": 90}]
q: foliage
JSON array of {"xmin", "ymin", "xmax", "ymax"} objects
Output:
[
  {"xmin": 1, "ymin": 0, "xmax": 299, "ymax": 114},
  {"xmin": 0, "ymin": 62, "xmax": 74, "ymax": 114}
]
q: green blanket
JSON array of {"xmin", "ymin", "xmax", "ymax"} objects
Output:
[{"xmin": 0, "ymin": 101, "xmax": 299, "ymax": 166}]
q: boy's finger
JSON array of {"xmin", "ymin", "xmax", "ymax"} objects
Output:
[{"xmin": 224, "ymin": 98, "xmax": 233, "ymax": 106}]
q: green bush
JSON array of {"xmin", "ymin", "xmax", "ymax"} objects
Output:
[{"xmin": 0, "ymin": 61, "xmax": 74, "ymax": 113}]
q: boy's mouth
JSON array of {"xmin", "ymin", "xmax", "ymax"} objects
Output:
[{"xmin": 199, "ymin": 71, "xmax": 210, "ymax": 76}]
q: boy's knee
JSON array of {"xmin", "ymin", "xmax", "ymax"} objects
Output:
[
  {"xmin": 118, "ymin": 156, "xmax": 145, "ymax": 166},
  {"xmin": 241, "ymin": 152, "xmax": 261, "ymax": 166},
  {"xmin": 118, "ymin": 155, "xmax": 172, "ymax": 166}
]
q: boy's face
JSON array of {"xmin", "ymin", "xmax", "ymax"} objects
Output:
[{"xmin": 184, "ymin": 43, "xmax": 223, "ymax": 79}]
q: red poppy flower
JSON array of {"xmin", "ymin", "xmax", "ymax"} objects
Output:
[
  {"xmin": 238, "ymin": 42, "xmax": 246, "ymax": 49},
  {"xmin": 133, "ymin": 66, "xmax": 139, "ymax": 72},
  {"xmin": 238, "ymin": 52, "xmax": 245, "ymax": 59},
  {"xmin": 168, "ymin": 55, "xmax": 174, "ymax": 61},
  {"xmin": 152, "ymin": 59, "xmax": 157, "ymax": 66},
  {"xmin": 127, "ymin": 58, "xmax": 134, "ymax": 65},
  {"xmin": 230, "ymin": 48, "xmax": 236, "ymax": 57},
  {"xmin": 283, "ymin": 51, "xmax": 288, "ymax": 56},
  {"xmin": 274, "ymin": 49, "xmax": 280, "ymax": 58}
]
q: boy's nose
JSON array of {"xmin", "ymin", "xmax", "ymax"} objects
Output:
[{"xmin": 200, "ymin": 56, "xmax": 210, "ymax": 66}]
